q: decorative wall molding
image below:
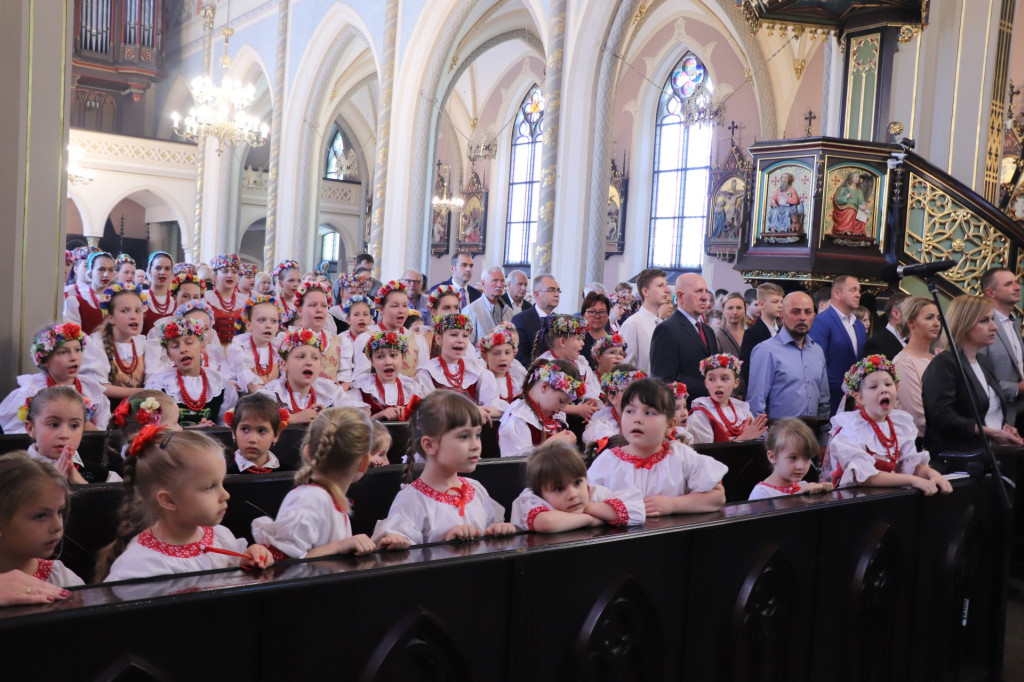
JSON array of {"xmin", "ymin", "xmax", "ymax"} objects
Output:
[{"xmin": 69, "ymin": 129, "xmax": 197, "ymax": 168}]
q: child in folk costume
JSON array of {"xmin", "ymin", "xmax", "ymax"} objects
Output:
[
  {"xmin": 227, "ymin": 295, "xmax": 282, "ymax": 394},
  {"xmin": 253, "ymin": 407, "xmax": 408, "ymax": 559},
  {"xmin": 259, "ymin": 329, "xmax": 364, "ymax": 426},
  {"xmin": 589, "ymin": 378, "xmax": 727, "ymax": 517},
  {"xmin": 822, "ymin": 356, "xmax": 952, "ymax": 495},
  {"xmin": 416, "ymin": 314, "xmax": 501, "ymax": 420},
  {"xmin": 425, "ymin": 285, "xmax": 464, "ymax": 358},
  {"xmin": 372, "ymin": 391, "xmax": 516, "ymax": 545},
  {"xmin": 141, "ymin": 252, "xmax": 176, "ymax": 335},
  {"xmin": 144, "ymin": 318, "xmax": 238, "ymax": 427},
  {"xmin": 25, "ymin": 386, "xmax": 119, "ymax": 484},
  {"xmin": 498, "ymin": 359, "xmax": 583, "ymax": 457},
  {"xmin": 97, "ymin": 428, "xmax": 274, "ymax": 581},
  {"xmin": 291, "ymin": 281, "xmax": 342, "ymax": 383},
  {"xmin": 63, "ymin": 251, "xmax": 115, "ymax": 334},
  {"xmin": 533, "ymin": 315, "xmax": 602, "ymax": 421},
  {"xmin": 65, "ymin": 245, "xmax": 99, "ymax": 299},
  {"xmin": 272, "ymin": 260, "xmax": 302, "ymax": 326},
  {"xmin": 146, "ymin": 301, "xmax": 229, "ymax": 377},
  {"xmin": 204, "ymin": 254, "xmax": 245, "ymax": 346},
  {"xmin": 337, "ymin": 295, "xmax": 375, "ymax": 386},
  {"xmin": 511, "ymin": 441, "xmax": 644, "ymax": 532},
  {"xmin": 0, "ymin": 323, "xmax": 110, "ymax": 433},
  {"xmin": 0, "ymin": 452, "xmax": 84, "ymax": 588},
  {"xmin": 668, "ymin": 382, "xmax": 694, "ymax": 446},
  {"xmin": 749, "ymin": 418, "xmax": 834, "ymax": 500},
  {"xmin": 688, "ymin": 354, "xmax": 768, "ymax": 444},
  {"xmin": 82, "ymin": 284, "xmax": 150, "ymax": 405},
  {"xmin": 352, "ymin": 281, "xmax": 430, "ymax": 380},
  {"xmin": 113, "ymin": 254, "xmax": 136, "ymax": 286},
  {"xmin": 479, "ymin": 326, "xmax": 524, "ymax": 409},
  {"xmin": 224, "ymin": 393, "xmax": 288, "ymax": 475},
  {"xmin": 144, "ymin": 272, "xmax": 207, "ymax": 340},
  {"xmin": 352, "ymin": 331, "xmax": 423, "ymax": 421},
  {"xmin": 238, "ymin": 262, "xmax": 257, "ymax": 297},
  {"xmin": 329, "ymin": 272, "xmax": 371, "ymax": 331},
  {"xmin": 592, "ymin": 333, "xmax": 627, "ymax": 378},
  {"xmin": 582, "ymin": 365, "xmax": 646, "ymax": 446}
]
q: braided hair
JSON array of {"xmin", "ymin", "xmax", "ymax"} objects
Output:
[
  {"xmin": 100, "ymin": 287, "xmax": 145, "ymax": 385},
  {"xmin": 295, "ymin": 407, "xmax": 374, "ymax": 510}
]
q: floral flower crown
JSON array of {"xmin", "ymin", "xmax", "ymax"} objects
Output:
[
  {"xmin": 699, "ymin": 353, "xmax": 742, "ymax": 377},
  {"xmin": 842, "ymin": 354, "xmax": 899, "ymax": 395},
  {"xmin": 668, "ymin": 381, "xmax": 689, "ymax": 401},
  {"xmin": 530, "ymin": 361, "xmax": 585, "ymax": 402},
  {"xmin": 210, "ymin": 253, "xmax": 241, "ymax": 272},
  {"xmin": 545, "ymin": 314, "xmax": 586, "ymax": 338},
  {"xmin": 159, "ymin": 317, "xmax": 207, "ymax": 348},
  {"xmin": 295, "ymin": 280, "xmax": 334, "ymax": 307},
  {"xmin": 170, "ymin": 273, "xmax": 206, "ymax": 293},
  {"xmin": 114, "ymin": 253, "xmax": 135, "ymax": 267},
  {"xmin": 478, "ymin": 329, "xmax": 515, "ymax": 353},
  {"xmin": 271, "ymin": 259, "xmax": 299, "ymax": 279},
  {"xmin": 340, "ymin": 272, "xmax": 370, "ymax": 290},
  {"xmin": 87, "ymin": 251, "xmax": 113, "ymax": 270},
  {"xmin": 31, "ymin": 323, "xmax": 87, "ymax": 367},
  {"xmin": 224, "ymin": 407, "xmax": 290, "ymax": 429},
  {"xmin": 428, "ymin": 284, "xmax": 459, "ymax": 309},
  {"xmin": 365, "ymin": 330, "xmax": 409, "ymax": 358},
  {"xmin": 278, "ymin": 328, "xmax": 322, "ymax": 358},
  {"xmin": 100, "ymin": 283, "xmax": 148, "ymax": 315},
  {"xmin": 600, "ymin": 368, "xmax": 647, "ymax": 396},
  {"xmin": 342, "ymin": 294, "xmax": 376, "ymax": 317},
  {"xmin": 374, "ymin": 280, "xmax": 407, "ymax": 308},
  {"xmin": 71, "ymin": 245, "xmax": 98, "ymax": 263},
  {"xmin": 173, "ymin": 262, "xmax": 197, "ymax": 277},
  {"xmin": 593, "ymin": 333, "xmax": 628, "ymax": 357},
  {"xmin": 111, "ymin": 396, "xmax": 164, "ymax": 429},
  {"xmin": 238, "ymin": 294, "xmax": 282, "ymax": 326},
  {"xmin": 239, "ymin": 263, "xmax": 258, "ymax": 278},
  {"xmin": 18, "ymin": 394, "xmax": 97, "ymax": 424},
  {"xmin": 433, "ymin": 313, "xmax": 473, "ymax": 334},
  {"xmin": 174, "ymin": 300, "xmax": 215, "ymax": 319}
]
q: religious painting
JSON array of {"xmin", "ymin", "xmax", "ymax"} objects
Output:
[
  {"xmin": 456, "ymin": 166, "xmax": 488, "ymax": 255},
  {"xmin": 605, "ymin": 160, "xmax": 628, "ymax": 257},
  {"xmin": 430, "ymin": 165, "xmax": 451, "ymax": 256},
  {"xmin": 754, "ymin": 161, "xmax": 813, "ymax": 246},
  {"xmin": 1010, "ymin": 188, "xmax": 1024, "ymax": 222},
  {"xmin": 822, "ymin": 164, "xmax": 883, "ymax": 248},
  {"xmin": 705, "ymin": 141, "xmax": 751, "ymax": 261}
]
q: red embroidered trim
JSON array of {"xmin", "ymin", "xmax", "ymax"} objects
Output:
[
  {"xmin": 250, "ymin": 338, "xmax": 274, "ymax": 377},
  {"xmin": 266, "ymin": 544, "xmax": 290, "ymax": 561},
  {"xmin": 611, "ymin": 441, "xmax": 670, "ymax": 469},
  {"xmin": 149, "ymin": 290, "xmax": 173, "ymax": 315},
  {"xmin": 605, "ymin": 498, "xmax": 629, "ymax": 526},
  {"xmin": 138, "ymin": 526, "xmax": 215, "ymax": 558},
  {"xmin": 244, "ymin": 466, "xmax": 275, "ymax": 474},
  {"xmin": 411, "ymin": 477, "xmax": 476, "ymax": 511},
  {"xmin": 438, "ymin": 357, "xmax": 466, "ymax": 390},
  {"xmin": 177, "ymin": 369, "xmax": 209, "ymax": 411},
  {"xmin": 285, "ymin": 380, "xmax": 316, "ymax": 414},
  {"xmin": 33, "ymin": 559, "xmax": 54, "ymax": 581},
  {"xmin": 525, "ymin": 505, "xmax": 550, "ymax": 531},
  {"xmin": 375, "ymin": 374, "xmax": 405, "ymax": 407},
  {"xmin": 112, "ymin": 339, "xmax": 140, "ymax": 376},
  {"xmin": 757, "ymin": 481, "xmax": 802, "ymax": 495}
]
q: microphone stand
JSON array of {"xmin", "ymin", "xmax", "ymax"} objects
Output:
[{"xmin": 924, "ymin": 275, "xmax": 1012, "ymax": 510}]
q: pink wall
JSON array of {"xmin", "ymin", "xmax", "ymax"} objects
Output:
[{"xmin": 782, "ymin": 51, "xmax": 825, "ymax": 139}]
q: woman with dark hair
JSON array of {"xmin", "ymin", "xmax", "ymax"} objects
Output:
[{"xmin": 580, "ymin": 291, "xmax": 613, "ymax": 369}]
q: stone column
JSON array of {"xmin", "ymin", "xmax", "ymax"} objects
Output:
[
  {"xmin": 532, "ymin": 0, "xmax": 566, "ymax": 274},
  {"xmin": 263, "ymin": 0, "xmax": 289, "ymax": 269},
  {"xmin": 367, "ymin": 0, "xmax": 398, "ymax": 280}
]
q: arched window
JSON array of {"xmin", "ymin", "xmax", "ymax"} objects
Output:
[
  {"xmin": 649, "ymin": 53, "xmax": 714, "ymax": 270},
  {"xmin": 324, "ymin": 127, "xmax": 356, "ymax": 180},
  {"xmin": 504, "ymin": 85, "xmax": 545, "ymax": 266}
]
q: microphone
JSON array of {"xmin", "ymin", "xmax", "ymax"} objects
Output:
[{"xmin": 879, "ymin": 259, "xmax": 958, "ymax": 280}]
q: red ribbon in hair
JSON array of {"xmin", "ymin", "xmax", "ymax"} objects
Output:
[
  {"xmin": 111, "ymin": 398, "xmax": 132, "ymax": 429},
  {"xmin": 278, "ymin": 408, "xmax": 290, "ymax": 428},
  {"xmin": 129, "ymin": 424, "xmax": 168, "ymax": 457},
  {"xmin": 401, "ymin": 395, "xmax": 421, "ymax": 422},
  {"xmin": 223, "ymin": 409, "xmax": 235, "ymax": 428}
]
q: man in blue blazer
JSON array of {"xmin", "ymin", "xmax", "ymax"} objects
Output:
[{"xmin": 809, "ymin": 275, "xmax": 866, "ymax": 415}]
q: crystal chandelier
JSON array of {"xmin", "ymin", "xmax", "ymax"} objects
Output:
[
  {"xmin": 681, "ymin": 82, "xmax": 726, "ymax": 128},
  {"xmin": 171, "ymin": 28, "xmax": 268, "ymax": 155},
  {"xmin": 67, "ymin": 145, "xmax": 95, "ymax": 186},
  {"xmin": 432, "ymin": 160, "xmax": 464, "ymax": 216},
  {"xmin": 467, "ymin": 125, "xmax": 498, "ymax": 161}
]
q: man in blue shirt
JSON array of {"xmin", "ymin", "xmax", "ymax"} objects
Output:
[{"xmin": 747, "ymin": 291, "xmax": 830, "ymax": 420}]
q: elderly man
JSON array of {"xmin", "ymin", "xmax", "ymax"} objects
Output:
[
  {"xmin": 512, "ymin": 274, "xmax": 561, "ymax": 366},
  {"xmin": 650, "ymin": 273, "xmax": 717, "ymax": 399},
  {"xmin": 747, "ymin": 291, "xmax": 830, "ymax": 420},
  {"xmin": 978, "ymin": 267, "xmax": 1024, "ymax": 427},
  {"xmin": 462, "ymin": 266, "xmax": 512, "ymax": 344},
  {"xmin": 809, "ymin": 275, "xmax": 866, "ymax": 414},
  {"xmin": 431, "ymin": 251, "xmax": 481, "ymax": 308},
  {"xmin": 401, "ymin": 270, "xmax": 432, "ymax": 319},
  {"xmin": 502, "ymin": 269, "xmax": 532, "ymax": 315}
]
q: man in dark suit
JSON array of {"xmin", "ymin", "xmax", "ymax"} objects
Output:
[
  {"xmin": 430, "ymin": 251, "xmax": 481, "ymax": 308},
  {"xmin": 808, "ymin": 275, "xmax": 867, "ymax": 414},
  {"xmin": 978, "ymin": 267, "xmax": 1024, "ymax": 427},
  {"xmin": 863, "ymin": 291, "xmax": 908, "ymax": 360},
  {"xmin": 650, "ymin": 273, "xmax": 718, "ymax": 401},
  {"xmin": 739, "ymin": 283, "xmax": 784, "ymax": 388},
  {"xmin": 501, "ymin": 269, "xmax": 532, "ymax": 316},
  {"xmin": 511, "ymin": 274, "xmax": 561, "ymax": 367}
]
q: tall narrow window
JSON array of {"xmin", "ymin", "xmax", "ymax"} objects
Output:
[
  {"xmin": 324, "ymin": 128, "xmax": 356, "ymax": 180},
  {"xmin": 320, "ymin": 230, "xmax": 339, "ymax": 263},
  {"xmin": 649, "ymin": 53, "xmax": 713, "ymax": 270},
  {"xmin": 504, "ymin": 85, "xmax": 545, "ymax": 266}
]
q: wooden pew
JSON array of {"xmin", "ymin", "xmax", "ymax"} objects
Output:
[{"xmin": 693, "ymin": 440, "xmax": 772, "ymax": 502}]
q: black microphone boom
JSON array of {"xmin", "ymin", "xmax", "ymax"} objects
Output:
[{"xmin": 879, "ymin": 259, "xmax": 958, "ymax": 280}]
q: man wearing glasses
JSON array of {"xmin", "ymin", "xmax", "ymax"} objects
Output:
[
  {"xmin": 618, "ymin": 268, "xmax": 670, "ymax": 374},
  {"xmin": 401, "ymin": 270, "xmax": 431, "ymax": 319},
  {"xmin": 512, "ymin": 275, "xmax": 561, "ymax": 366}
]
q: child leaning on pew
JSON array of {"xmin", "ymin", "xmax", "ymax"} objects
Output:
[
  {"xmin": 252, "ymin": 407, "xmax": 409, "ymax": 559},
  {"xmin": 97, "ymin": 427, "xmax": 274, "ymax": 582},
  {"xmin": 224, "ymin": 393, "xmax": 289, "ymax": 474},
  {"xmin": 588, "ymin": 378, "xmax": 727, "ymax": 517},
  {"xmin": 510, "ymin": 441, "xmax": 644, "ymax": 532},
  {"xmin": 821, "ymin": 356, "xmax": 952, "ymax": 496},
  {"xmin": 748, "ymin": 418, "xmax": 834, "ymax": 500},
  {"xmin": 372, "ymin": 391, "xmax": 517, "ymax": 545},
  {"xmin": 0, "ymin": 452, "xmax": 84, "ymax": 588}
]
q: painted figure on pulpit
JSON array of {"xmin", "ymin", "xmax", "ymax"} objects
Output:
[
  {"xmin": 832, "ymin": 171, "xmax": 870, "ymax": 236},
  {"xmin": 766, "ymin": 173, "xmax": 804, "ymax": 233}
]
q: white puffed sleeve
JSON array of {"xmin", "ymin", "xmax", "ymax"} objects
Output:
[
  {"xmin": 498, "ymin": 404, "xmax": 537, "ymax": 458},
  {"xmin": 673, "ymin": 442, "xmax": 728, "ymax": 494},
  {"xmin": 685, "ymin": 407, "xmax": 716, "ymax": 445},
  {"xmin": 510, "ymin": 489, "xmax": 552, "ymax": 530},
  {"xmin": 62, "ymin": 295, "xmax": 82, "ymax": 325},
  {"xmin": 251, "ymin": 486, "xmax": 351, "ymax": 559},
  {"xmin": 589, "ymin": 484, "xmax": 646, "ymax": 526},
  {"xmin": 80, "ymin": 332, "xmax": 111, "ymax": 383},
  {"xmin": 371, "ymin": 486, "xmax": 429, "ymax": 545},
  {"xmin": 581, "ymin": 407, "xmax": 619, "ymax": 446}
]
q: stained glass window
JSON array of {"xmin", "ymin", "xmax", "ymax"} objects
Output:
[
  {"xmin": 649, "ymin": 52, "xmax": 713, "ymax": 270},
  {"xmin": 324, "ymin": 128, "xmax": 353, "ymax": 180},
  {"xmin": 504, "ymin": 85, "xmax": 545, "ymax": 266}
]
